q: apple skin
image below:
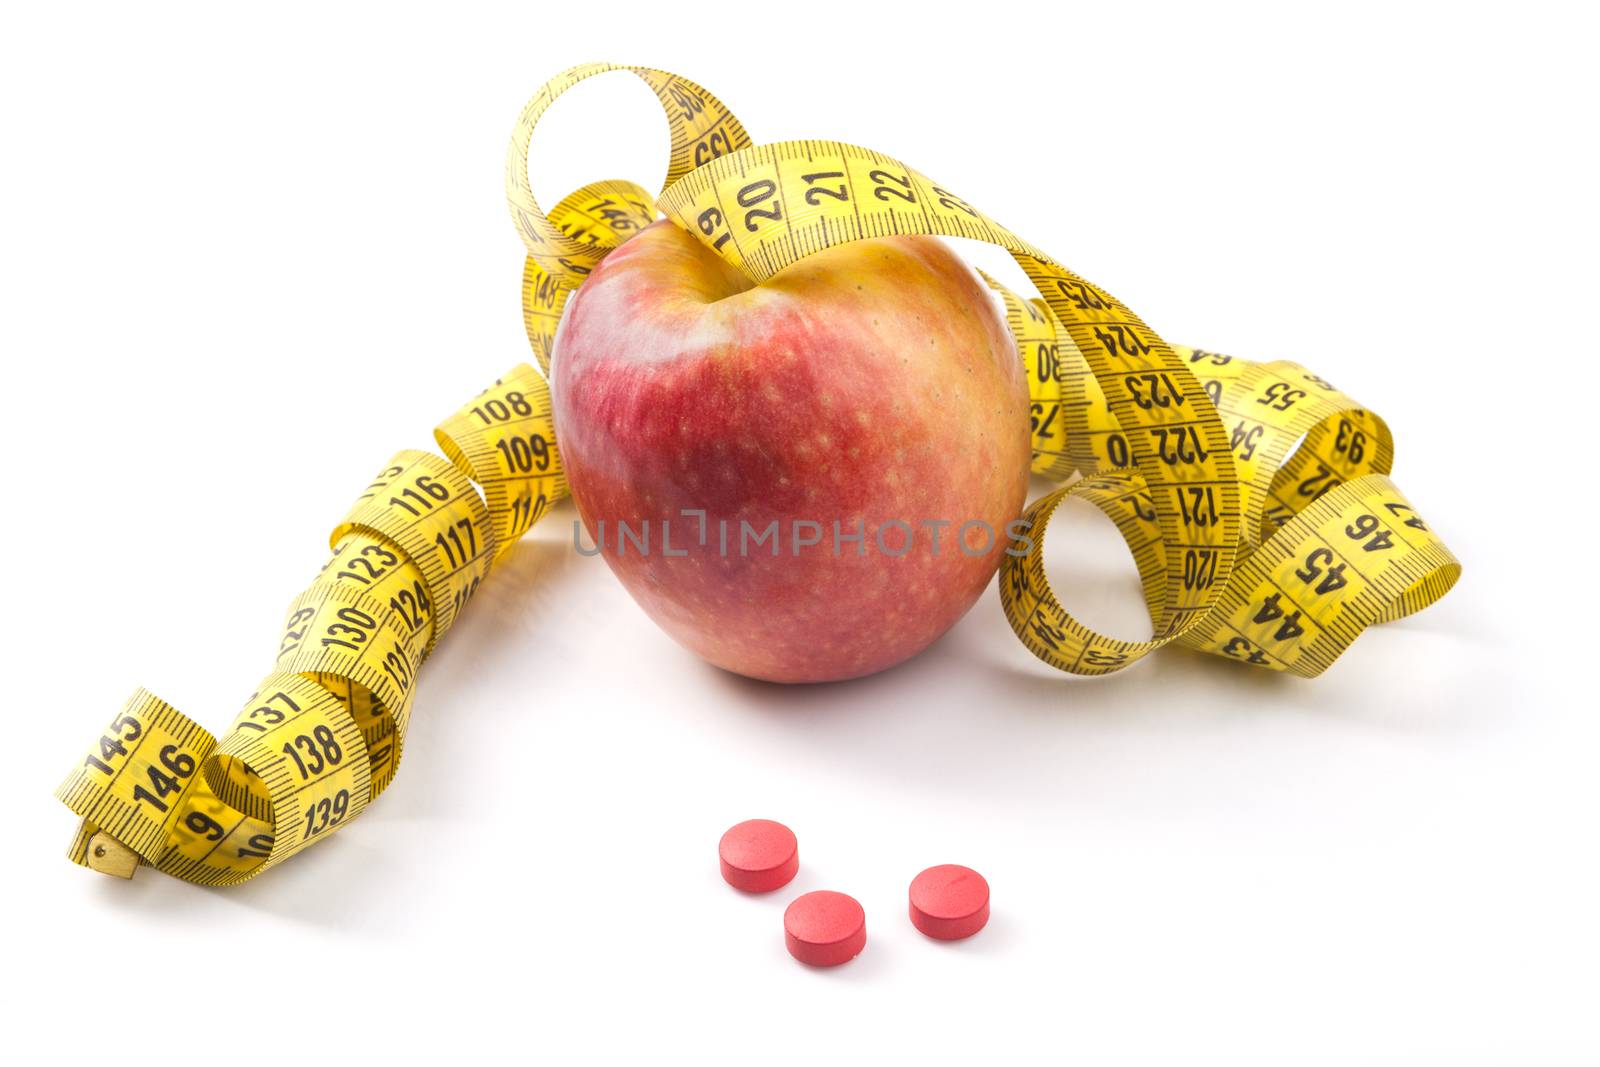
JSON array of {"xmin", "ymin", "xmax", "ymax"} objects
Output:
[{"xmin": 550, "ymin": 220, "xmax": 1030, "ymax": 683}]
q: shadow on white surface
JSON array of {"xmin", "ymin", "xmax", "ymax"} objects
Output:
[
  {"xmin": 801, "ymin": 938, "xmax": 894, "ymax": 981},
  {"xmin": 915, "ymin": 909, "xmax": 1016, "ymax": 958},
  {"xmin": 50, "ymin": 495, "xmax": 1496, "ymax": 936}
]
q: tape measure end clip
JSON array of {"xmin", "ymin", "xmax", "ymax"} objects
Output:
[{"xmin": 86, "ymin": 832, "xmax": 139, "ymax": 879}]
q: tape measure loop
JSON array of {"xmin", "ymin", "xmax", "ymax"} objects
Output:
[
  {"xmin": 329, "ymin": 450, "xmax": 497, "ymax": 650},
  {"xmin": 434, "ymin": 364, "xmax": 570, "ymax": 561},
  {"xmin": 505, "ymin": 64, "xmax": 752, "ymax": 286}
]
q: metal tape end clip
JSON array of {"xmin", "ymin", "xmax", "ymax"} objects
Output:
[{"xmin": 86, "ymin": 832, "xmax": 139, "ymax": 879}]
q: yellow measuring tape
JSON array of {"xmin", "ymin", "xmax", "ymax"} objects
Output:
[{"xmin": 57, "ymin": 64, "xmax": 1459, "ymax": 883}]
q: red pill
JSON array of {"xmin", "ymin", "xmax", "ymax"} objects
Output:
[
  {"xmin": 909, "ymin": 864, "xmax": 990, "ymax": 941},
  {"xmin": 784, "ymin": 890, "xmax": 867, "ymax": 967},
  {"xmin": 719, "ymin": 819, "xmax": 799, "ymax": 893}
]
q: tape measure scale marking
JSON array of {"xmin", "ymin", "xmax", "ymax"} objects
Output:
[
  {"xmin": 434, "ymin": 362, "xmax": 570, "ymax": 556},
  {"xmin": 56, "ymin": 64, "xmax": 1459, "ymax": 884},
  {"xmin": 328, "ymin": 449, "xmax": 498, "ymax": 649}
]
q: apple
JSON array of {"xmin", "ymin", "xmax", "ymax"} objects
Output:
[{"xmin": 550, "ymin": 220, "xmax": 1030, "ymax": 683}]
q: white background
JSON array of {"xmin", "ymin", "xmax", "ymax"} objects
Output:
[{"xmin": 2, "ymin": 2, "xmax": 1593, "ymax": 1063}]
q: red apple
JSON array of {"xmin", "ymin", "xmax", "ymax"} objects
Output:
[{"xmin": 550, "ymin": 220, "xmax": 1030, "ymax": 683}]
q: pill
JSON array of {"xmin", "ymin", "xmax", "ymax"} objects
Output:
[
  {"xmin": 718, "ymin": 818, "xmax": 799, "ymax": 893},
  {"xmin": 784, "ymin": 890, "xmax": 867, "ymax": 967},
  {"xmin": 908, "ymin": 864, "xmax": 990, "ymax": 941}
]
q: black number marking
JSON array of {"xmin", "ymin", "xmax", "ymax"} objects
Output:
[
  {"xmin": 1344, "ymin": 514, "xmax": 1395, "ymax": 552},
  {"xmin": 868, "ymin": 169, "xmax": 915, "ymax": 203},
  {"xmin": 1294, "ymin": 547, "xmax": 1349, "ymax": 594},
  {"xmin": 302, "ymin": 789, "xmax": 351, "ymax": 840},
  {"xmin": 131, "ymin": 744, "xmax": 195, "ymax": 812},
  {"xmin": 1257, "ymin": 382, "xmax": 1307, "ymax": 412},
  {"xmin": 801, "ymin": 171, "xmax": 848, "ymax": 206},
  {"xmin": 281, "ymin": 725, "xmax": 345, "ymax": 781},
  {"xmin": 736, "ymin": 180, "xmax": 782, "ymax": 231},
  {"xmin": 494, "ymin": 433, "xmax": 552, "ymax": 474}
]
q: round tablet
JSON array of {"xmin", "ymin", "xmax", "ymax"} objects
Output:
[
  {"xmin": 784, "ymin": 890, "xmax": 867, "ymax": 967},
  {"xmin": 718, "ymin": 819, "xmax": 799, "ymax": 893},
  {"xmin": 908, "ymin": 864, "xmax": 990, "ymax": 941}
]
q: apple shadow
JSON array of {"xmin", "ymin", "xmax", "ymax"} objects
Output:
[{"xmin": 691, "ymin": 574, "xmax": 1494, "ymax": 810}]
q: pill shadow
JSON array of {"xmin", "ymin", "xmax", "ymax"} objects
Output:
[
  {"xmin": 789, "ymin": 935, "xmax": 892, "ymax": 981},
  {"xmin": 912, "ymin": 909, "xmax": 1014, "ymax": 957},
  {"xmin": 726, "ymin": 862, "xmax": 836, "ymax": 907}
]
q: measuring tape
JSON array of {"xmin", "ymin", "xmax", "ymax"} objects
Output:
[
  {"xmin": 57, "ymin": 63, "xmax": 1459, "ymax": 884},
  {"xmin": 56, "ymin": 371, "xmax": 566, "ymax": 883}
]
